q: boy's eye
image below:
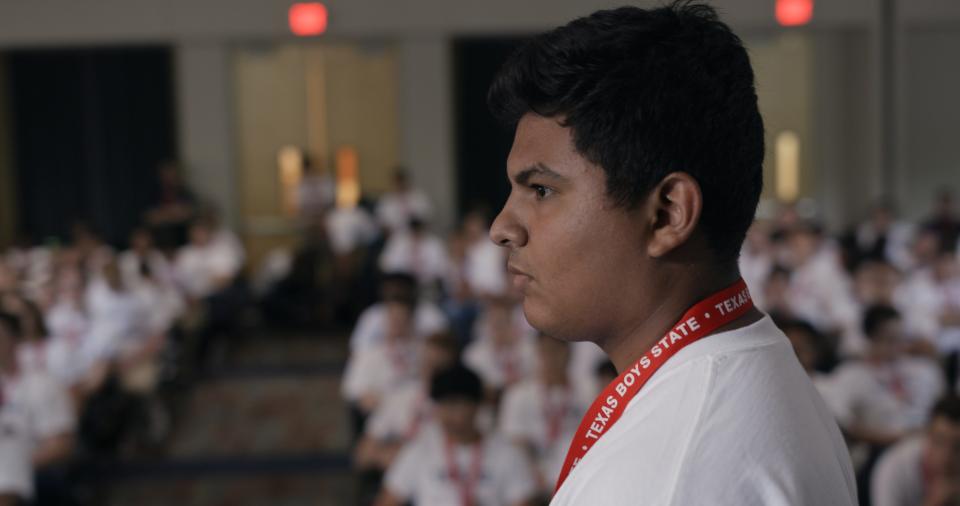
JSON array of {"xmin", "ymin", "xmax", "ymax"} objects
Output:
[{"xmin": 531, "ymin": 184, "xmax": 552, "ymax": 199}]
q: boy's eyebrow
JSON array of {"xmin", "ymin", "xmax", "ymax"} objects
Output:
[{"xmin": 512, "ymin": 163, "xmax": 567, "ymax": 185}]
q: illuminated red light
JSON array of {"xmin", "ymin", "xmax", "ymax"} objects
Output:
[
  {"xmin": 776, "ymin": 0, "xmax": 813, "ymax": 27},
  {"xmin": 289, "ymin": 3, "xmax": 328, "ymax": 36}
]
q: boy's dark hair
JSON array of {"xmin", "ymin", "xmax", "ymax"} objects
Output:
[
  {"xmin": 930, "ymin": 395, "xmax": 960, "ymax": 424},
  {"xmin": 862, "ymin": 304, "xmax": 901, "ymax": 339},
  {"xmin": 488, "ymin": 1, "xmax": 764, "ymax": 261},
  {"xmin": 430, "ymin": 365, "xmax": 483, "ymax": 403}
]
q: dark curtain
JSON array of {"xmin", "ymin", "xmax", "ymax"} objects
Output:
[
  {"xmin": 7, "ymin": 46, "xmax": 176, "ymax": 248},
  {"xmin": 453, "ymin": 37, "xmax": 526, "ymax": 220}
]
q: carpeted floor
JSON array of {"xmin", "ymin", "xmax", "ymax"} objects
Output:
[{"xmin": 105, "ymin": 332, "xmax": 359, "ymax": 505}]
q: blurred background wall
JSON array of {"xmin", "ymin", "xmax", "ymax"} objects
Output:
[{"xmin": 0, "ymin": 0, "xmax": 958, "ymax": 261}]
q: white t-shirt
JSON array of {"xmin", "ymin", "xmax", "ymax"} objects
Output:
[
  {"xmin": 341, "ymin": 340, "xmax": 421, "ymax": 404},
  {"xmin": 379, "ymin": 232, "xmax": 451, "ymax": 288},
  {"xmin": 375, "ymin": 189, "xmax": 432, "ymax": 234},
  {"xmin": 550, "ymin": 316, "xmax": 857, "ymax": 506},
  {"xmin": 325, "ymin": 206, "xmax": 379, "ymax": 256},
  {"xmin": 463, "ymin": 337, "xmax": 537, "ymax": 391},
  {"xmin": 871, "ymin": 435, "xmax": 925, "ymax": 506},
  {"xmin": 384, "ymin": 429, "xmax": 537, "ymax": 506},
  {"xmin": 819, "ymin": 357, "xmax": 944, "ymax": 433},
  {"xmin": 498, "ymin": 380, "xmax": 588, "ymax": 492},
  {"xmin": 366, "ymin": 382, "xmax": 434, "ymax": 441},
  {"xmin": 0, "ymin": 371, "xmax": 76, "ymax": 499},
  {"xmin": 464, "ymin": 240, "xmax": 508, "ymax": 298},
  {"xmin": 349, "ymin": 302, "xmax": 448, "ymax": 352},
  {"xmin": 173, "ymin": 237, "xmax": 243, "ymax": 298}
]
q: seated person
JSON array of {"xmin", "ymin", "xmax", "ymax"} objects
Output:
[
  {"xmin": 498, "ymin": 334, "xmax": 589, "ymax": 497},
  {"xmin": 350, "ymin": 273, "xmax": 447, "ymax": 353},
  {"xmin": 376, "ymin": 365, "xmax": 537, "ymax": 506},
  {"xmin": 871, "ymin": 395, "xmax": 960, "ymax": 506},
  {"xmin": 379, "ymin": 218, "xmax": 451, "ymax": 294},
  {"xmin": 0, "ymin": 312, "xmax": 76, "ymax": 504},
  {"xmin": 820, "ymin": 305, "xmax": 945, "ymax": 448},
  {"xmin": 465, "ymin": 297, "xmax": 537, "ymax": 398},
  {"xmin": 342, "ymin": 295, "xmax": 423, "ymax": 418},
  {"xmin": 355, "ymin": 332, "xmax": 460, "ymax": 471}
]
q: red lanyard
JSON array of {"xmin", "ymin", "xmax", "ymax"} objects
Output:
[
  {"xmin": 554, "ymin": 279, "xmax": 754, "ymax": 493},
  {"xmin": 444, "ymin": 436, "xmax": 484, "ymax": 506}
]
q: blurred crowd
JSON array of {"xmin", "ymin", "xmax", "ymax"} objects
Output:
[{"xmin": 2, "ymin": 159, "xmax": 960, "ymax": 506}]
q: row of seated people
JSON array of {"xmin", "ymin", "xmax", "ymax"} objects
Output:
[
  {"xmin": 0, "ymin": 215, "xmax": 247, "ymax": 505},
  {"xmin": 339, "ymin": 276, "xmax": 960, "ymax": 505}
]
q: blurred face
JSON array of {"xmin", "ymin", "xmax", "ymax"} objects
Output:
[
  {"xmin": 490, "ymin": 114, "xmax": 649, "ymax": 343},
  {"xmin": 933, "ymin": 253, "xmax": 959, "ymax": 283},
  {"xmin": 385, "ymin": 302, "xmax": 414, "ymax": 340},
  {"xmin": 189, "ymin": 224, "xmax": 212, "ymax": 246},
  {"xmin": 869, "ymin": 317, "xmax": 903, "ymax": 361},
  {"xmin": 926, "ymin": 416, "xmax": 960, "ymax": 477},
  {"xmin": 435, "ymin": 398, "xmax": 479, "ymax": 437},
  {"xmin": 421, "ymin": 343, "xmax": 456, "ymax": 378},
  {"xmin": 785, "ymin": 230, "xmax": 819, "ymax": 267},
  {"xmin": 131, "ymin": 230, "xmax": 153, "ymax": 253}
]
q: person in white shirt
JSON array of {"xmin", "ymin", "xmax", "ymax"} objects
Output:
[
  {"xmin": 377, "ymin": 365, "xmax": 537, "ymax": 506},
  {"xmin": 820, "ymin": 305, "xmax": 945, "ymax": 448},
  {"xmin": 871, "ymin": 395, "xmax": 960, "ymax": 506},
  {"xmin": 464, "ymin": 298, "xmax": 537, "ymax": 396},
  {"xmin": 173, "ymin": 219, "xmax": 244, "ymax": 301},
  {"xmin": 379, "ymin": 219, "xmax": 451, "ymax": 293},
  {"xmin": 355, "ymin": 332, "xmax": 460, "ymax": 472},
  {"xmin": 462, "ymin": 211, "xmax": 509, "ymax": 299},
  {"xmin": 342, "ymin": 295, "xmax": 423, "ymax": 422},
  {"xmin": 782, "ymin": 223, "xmax": 865, "ymax": 356},
  {"xmin": 349, "ymin": 273, "xmax": 448, "ymax": 353},
  {"xmin": 485, "ymin": 3, "xmax": 856, "ymax": 504},
  {"xmin": 0, "ymin": 312, "xmax": 76, "ymax": 503},
  {"xmin": 499, "ymin": 334, "xmax": 589, "ymax": 498},
  {"xmin": 375, "ymin": 170, "xmax": 432, "ymax": 235},
  {"xmin": 174, "ymin": 218, "xmax": 247, "ymax": 365}
]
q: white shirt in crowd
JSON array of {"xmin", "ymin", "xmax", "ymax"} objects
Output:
[
  {"xmin": 84, "ymin": 279, "xmax": 150, "ymax": 362},
  {"xmin": 499, "ymin": 380, "xmax": 588, "ymax": 491},
  {"xmin": 871, "ymin": 435, "xmax": 927, "ymax": 506},
  {"xmin": 0, "ymin": 370, "xmax": 75, "ymax": 499},
  {"xmin": 379, "ymin": 232, "xmax": 451, "ymax": 288},
  {"xmin": 325, "ymin": 206, "xmax": 379, "ymax": 256},
  {"xmin": 384, "ymin": 428, "xmax": 537, "ymax": 506},
  {"xmin": 550, "ymin": 316, "xmax": 857, "ymax": 506},
  {"xmin": 365, "ymin": 382, "xmax": 434, "ymax": 442},
  {"xmin": 464, "ymin": 239, "xmax": 508, "ymax": 298},
  {"xmin": 376, "ymin": 189, "xmax": 432, "ymax": 234},
  {"xmin": 818, "ymin": 357, "xmax": 944, "ymax": 433},
  {"xmin": 348, "ymin": 302, "xmax": 447, "ymax": 352},
  {"xmin": 463, "ymin": 336, "xmax": 538, "ymax": 391},
  {"xmin": 173, "ymin": 231, "xmax": 243, "ymax": 298},
  {"xmin": 788, "ymin": 247, "xmax": 863, "ymax": 356},
  {"xmin": 118, "ymin": 249, "xmax": 177, "ymax": 290},
  {"xmin": 341, "ymin": 339, "xmax": 421, "ymax": 404},
  {"xmin": 43, "ymin": 300, "xmax": 92, "ymax": 385}
]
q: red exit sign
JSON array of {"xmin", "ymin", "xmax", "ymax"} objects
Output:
[
  {"xmin": 289, "ymin": 3, "xmax": 328, "ymax": 36},
  {"xmin": 776, "ymin": 0, "xmax": 813, "ymax": 27}
]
